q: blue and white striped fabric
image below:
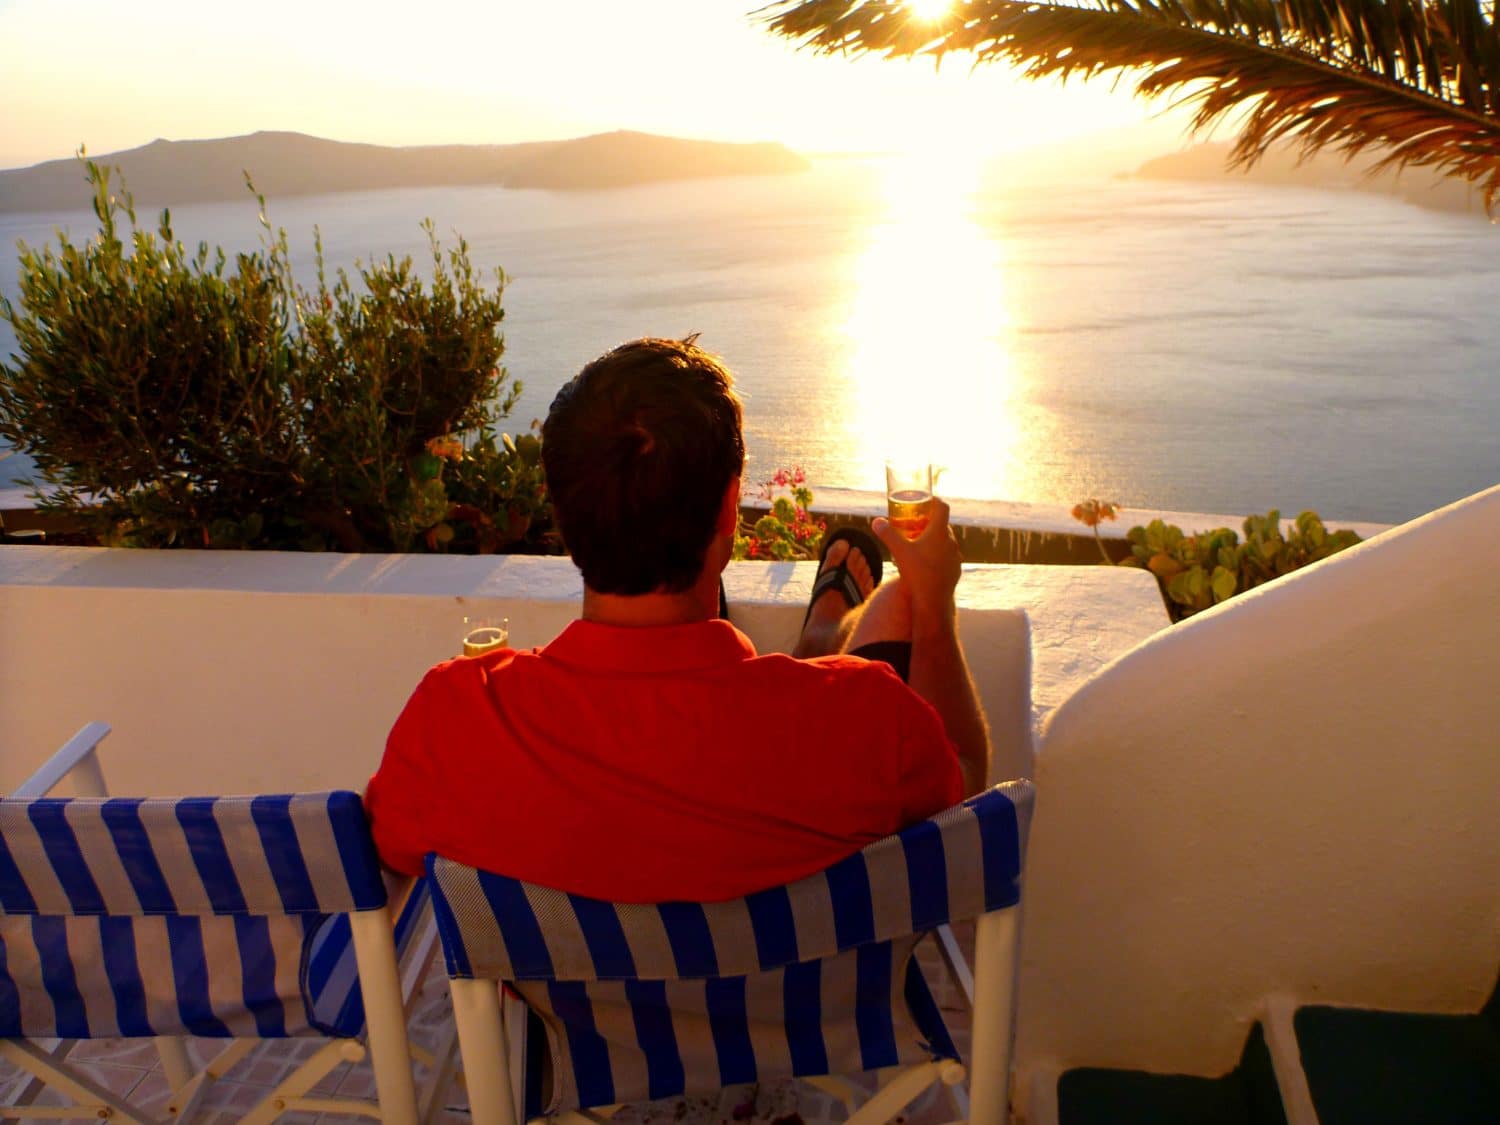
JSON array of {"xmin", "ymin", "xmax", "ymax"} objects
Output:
[
  {"xmin": 428, "ymin": 780, "xmax": 1034, "ymax": 1114},
  {"xmin": 0, "ymin": 790, "xmax": 400, "ymax": 1041},
  {"xmin": 306, "ymin": 878, "xmax": 432, "ymax": 1037}
]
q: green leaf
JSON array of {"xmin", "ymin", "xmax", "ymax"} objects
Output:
[
  {"xmin": 1297, "ymin": 510, "xmax": 1327, "ymax": 547},
  {"xmin": 1210, "ymin": 565, "xmax": 1237, "ymax": 602},
  {"xmin": 1166, "ymin": 568, "xmax": 1208, "ymax": 607}
]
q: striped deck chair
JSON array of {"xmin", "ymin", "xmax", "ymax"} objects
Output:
[
  {"xmin": 429, "ymin": 780, "xmax": 1034, "ymax": 1125},
  {"xmin": 0, "ymin": 723, "xmax": 441, "ymax": 1124}
]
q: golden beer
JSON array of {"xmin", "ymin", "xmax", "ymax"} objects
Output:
[
  {"xmin": 888, "ymin": 489, "xmax": 934, "ymax": 540},
  {"xmin": 462, "ymin": 624, "xmax": 509, "ymax": 657}
]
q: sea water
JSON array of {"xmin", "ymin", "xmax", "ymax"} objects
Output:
[{"xmin": 2, "ymin": 156, "xmax": 1496, "ymax": 524}]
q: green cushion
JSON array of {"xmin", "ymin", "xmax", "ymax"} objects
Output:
[
  {"xmin": 1295, "ymin": 1002, "xmax": 1500, "ymax": 1125},
  {"xmin": 1058, "ymin": 1023, "xmax": 1288, "ymax": 1125}
]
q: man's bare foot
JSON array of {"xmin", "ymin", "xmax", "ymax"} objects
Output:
[{"xmin": 792, "ymin": 538, "xmax": 878, "ymax": 658}]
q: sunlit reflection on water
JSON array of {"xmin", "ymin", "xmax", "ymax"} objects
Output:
[{"xmin": 838, "ymin": 151, "xmax": 1050, "ymax": 502}]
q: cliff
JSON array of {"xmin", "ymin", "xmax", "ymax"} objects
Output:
[
  {"xmin": 1134, "ymin": 141, "xmax": 1484, "ymax": 216},
  {"xmin": 0, "ymin": 130, "xmax": 810, "ymax": 214}
]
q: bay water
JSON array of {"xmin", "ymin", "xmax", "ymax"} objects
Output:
[{"xmin": 2, "ymin": 155, "xmax": 1496, "ymax": 525}]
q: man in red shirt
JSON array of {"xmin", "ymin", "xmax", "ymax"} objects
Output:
[{"xmin": 366, "ymin": 337, "xmax": 990, "ymax": 902}]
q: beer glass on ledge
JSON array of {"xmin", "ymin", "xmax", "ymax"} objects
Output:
[{"xmin": 462, "ymin": 617, "xmax": 509, "ymax": 657}]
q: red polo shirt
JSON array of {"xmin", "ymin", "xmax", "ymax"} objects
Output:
[{"xmin": 365, "ymin": 619, "xmax": 962, "ymax": 903}]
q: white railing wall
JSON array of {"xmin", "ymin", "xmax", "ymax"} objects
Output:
[
  {"xmin": 1014, "ymin": 482, "xmax": 1500, "ymax": 1098},
  {"xmin": 0, "ymin": 552, "xmax": 1154, "ymax": 796}
]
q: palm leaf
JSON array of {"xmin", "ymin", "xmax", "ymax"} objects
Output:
[{"xmin": 758, "ymin": 0, "xmax": 1500, "ymax": 206}]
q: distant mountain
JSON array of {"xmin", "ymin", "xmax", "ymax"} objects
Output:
[
  {"xmin": 0, "ymin": 130, "xmax": 811, "ymax": 214},
  {"xmin": 1134, "ymin": 141, "xmax": 1484, "ymax": 217}
]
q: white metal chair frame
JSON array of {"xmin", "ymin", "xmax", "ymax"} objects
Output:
[{"xmin": 0, "ymin": 723, "xmax": 451, "ymax": 1124}]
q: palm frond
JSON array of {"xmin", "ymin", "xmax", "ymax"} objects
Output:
[{"xmin": 758, "ymin": 0, "xmax": 1500, "ymax": 206}]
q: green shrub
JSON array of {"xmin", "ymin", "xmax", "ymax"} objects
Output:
[
  {"xmin": 1120, "ymin": 509, "xmax": 1363, "ymax": 621},
  {"xmin": 0, "ymin": 160, "xmax": 553, "ymax": 553}
]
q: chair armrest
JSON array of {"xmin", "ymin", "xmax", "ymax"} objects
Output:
[{"xmin": 12, "ymin": 722, "xmax": 112, "ymax": 798}]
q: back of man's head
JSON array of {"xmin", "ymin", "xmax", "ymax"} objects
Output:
[{"xmin": 542, "ymin": 336, "xmax": 745, "ymax": 595}]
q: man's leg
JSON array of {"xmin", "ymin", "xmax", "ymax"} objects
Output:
[
  {"xmin": 792, "ymin": 537, "xmax": 877, "ymax": 659},
  {"xmin": 844, "ymin": 576, "xmax": 911, "ymax": 651},
  {"xmin": 843, "ymin": 578, "xmax": 914, "ymax": 679}
]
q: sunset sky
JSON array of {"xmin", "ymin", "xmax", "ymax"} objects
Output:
[{"xmin": 0, "ymin": 0, "xmax": 1188, "ymax": 169}]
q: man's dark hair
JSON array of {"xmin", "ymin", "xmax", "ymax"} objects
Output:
[{"xmin": 542, "ymin": 336, "xmax": 745, "ymax": 595}]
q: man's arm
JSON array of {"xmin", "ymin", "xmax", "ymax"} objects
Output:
[{"xmin": 873, "ymin": 498, "xmax": 992, "ymax": 796}]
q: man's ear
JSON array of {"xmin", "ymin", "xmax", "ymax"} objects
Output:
[{"xmin": 717, "ymin": 476, "xmax": 741, "ymax": 536}]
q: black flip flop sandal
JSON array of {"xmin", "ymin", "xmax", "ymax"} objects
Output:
[{"xmin": 801, "ymin": 526, "xmax": 884, "ymax": 630}]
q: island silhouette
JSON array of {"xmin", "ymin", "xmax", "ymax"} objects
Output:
[
  {"xmin": 0, "ymin": 130, "xmax": 811, "ymax": 214},
  {"xmin": 1134, "ymin": 140, "xmax": 1483, "ymax": 216}
]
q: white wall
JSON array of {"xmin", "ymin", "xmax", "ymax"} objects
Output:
[
  {"xmin": 1014, "ymin": 483, "xmax": 1500, "ymax": 1092},
  {"xmin": 1, "ymin": 552, "xmax": 578, "ymax": 795},
  {"xmin": 0, "ymin": 552, "xmax": 1163, "ymax": 797}
]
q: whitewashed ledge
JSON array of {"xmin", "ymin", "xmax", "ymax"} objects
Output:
[
  {"xmin": 0, "ymin": 546, "xmax": 1166, "ymax": 798},
  {"xmin": 3, "ymin": 486, "xmax": 1395, "ymax": 542},
  {"xmin": 769, "ymin": 486, "xmax": 1394, "ymax": 543}
]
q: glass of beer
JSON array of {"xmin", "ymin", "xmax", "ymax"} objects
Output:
[
  {"xmin": 462, "ymin": 617, "xmax": 510, "ymax": 657},
  {"xmin": 885, "ymin": 461, "xmax": 934, "ymax": 540}
]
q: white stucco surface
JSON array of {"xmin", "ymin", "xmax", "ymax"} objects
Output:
[
  {"xmin": 1013, "ymin": 483, "xmax": 1500, "ymax": 1096},
  {"xmin": 0, "ymin": 551, "xmax": 1165, "ymax": 796}
]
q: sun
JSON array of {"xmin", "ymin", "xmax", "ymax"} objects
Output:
[{"xmin": 906, "ymin": 0, "xmax": 955, "ymax": 20}]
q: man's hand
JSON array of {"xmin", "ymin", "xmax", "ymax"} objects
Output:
[
  {"xmin": 873, "ymin": 497, "xmax": 990, "ymax": 796},
  {"xmin": 872, "ymin": 496, "xmax": 963, "ymax": 623}
]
